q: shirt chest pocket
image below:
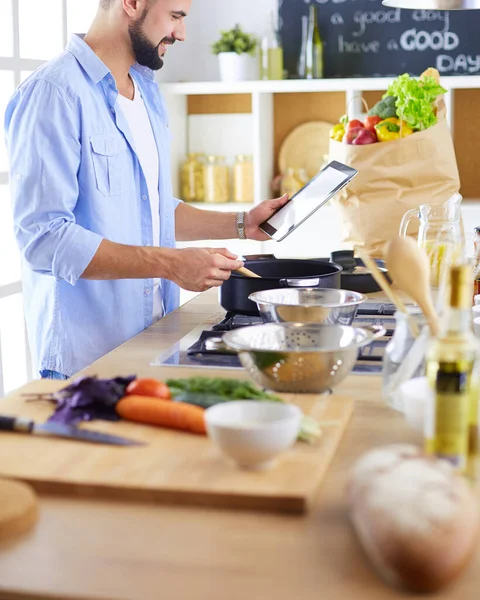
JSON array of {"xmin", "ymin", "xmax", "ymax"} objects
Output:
[{"xmin": 90, "ymin": 135, "xmax": 129, "ymax": 197}]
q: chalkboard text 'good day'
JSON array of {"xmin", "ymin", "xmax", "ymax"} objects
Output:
[{"xmin": 278, "ymin": 0, "xmax": 480, "ymax": 78}]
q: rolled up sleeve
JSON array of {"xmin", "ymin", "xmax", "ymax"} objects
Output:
[{"xmin": 5, "ymin": 79, "xmax": 103, "ymax": 285}]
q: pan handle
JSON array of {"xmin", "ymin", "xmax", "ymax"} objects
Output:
[{"xmin": 280, "ymin": 278, "xmax": 321, "ymax": 288}]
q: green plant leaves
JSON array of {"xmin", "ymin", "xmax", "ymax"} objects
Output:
[{"xmin": 211, "ymin": 24, "xmax": 257, "ymax": 56}]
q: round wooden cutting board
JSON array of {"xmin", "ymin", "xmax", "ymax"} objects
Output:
[
  {"xmin": 0, "ymin": 479, "xmax": 39, "ymax": 539},
  {"xmin": 278, "ymin": 121, "xmax": 333, "ymax": 179}
]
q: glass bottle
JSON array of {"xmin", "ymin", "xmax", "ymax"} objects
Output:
[
  {"xmin": 473, "ymin": 226, "xmax": 480, "ymax": 300},
  {"xmin": 425, "ymin": 264, "xmax": 480, "ymax": 474},
  {"xmin": 259, "ymin": 11, "xmax": 284, "ymax": 81},
  {"xmin": 204, "ymin": 155, "xmax": 229, "ymax": 204},
  {"xmin": 233, "ymin": 155, "xmax": 254, "ymax": 203},
  {"xmin": 382, "ymin": 307, "xmax": 426, "ymax": 411},
  {"xmin": 306, "ymin": 4, "xmax": 324, "ymax": 79},
  {"xmin": 297, "ymin": 15, "xmax": 308, "ymax": 79}
]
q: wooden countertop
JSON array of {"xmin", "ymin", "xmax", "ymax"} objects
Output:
[{"xmin": 0, "ymin": 290, "xmax": 477, "ymax": 600}]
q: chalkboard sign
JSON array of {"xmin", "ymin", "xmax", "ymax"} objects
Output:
[{"xmin": 278, "ymin": 0, "xmax": 480, "ymax": 78}]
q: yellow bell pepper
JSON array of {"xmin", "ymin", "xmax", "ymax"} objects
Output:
[
  {"xmin": 374, "ymin": 117, "xmax": 414, "ymax": 142},
  {"xmin": 329, "ymin": 123, "xmax": 345, "ymax": 142}
]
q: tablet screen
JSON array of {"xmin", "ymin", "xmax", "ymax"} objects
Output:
[{"xmin": 260, "ymin": 161, "xmax": 357, "ymax": 242}]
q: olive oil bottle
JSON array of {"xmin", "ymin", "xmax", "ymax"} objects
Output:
[
  {"xmin": 425, "ymin": 264, "xmax": 480, "ymax": 473},
  {"xmin": 305, "ymin": 4, "xmax": 324, "ymax": 79}
]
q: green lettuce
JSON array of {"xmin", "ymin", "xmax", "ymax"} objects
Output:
[{"xmin": 383, "ymin": 74, "xmax": 447, "ymax": 131}]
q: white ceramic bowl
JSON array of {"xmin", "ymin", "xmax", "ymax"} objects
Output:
[
  {"xmin": 205, "ymin": 401, "xmax": 303, "ymax": 470},
  {"xmin": 398, "ymin": 376, "xmax": 432, "ymax": 432}
]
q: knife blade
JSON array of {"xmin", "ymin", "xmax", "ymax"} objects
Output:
[{"xmin": 0, "ymin": 415, "xmax": 144, "ymax": 447}]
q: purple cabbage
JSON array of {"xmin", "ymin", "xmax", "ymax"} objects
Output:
[{"xmin": 48, "ymin": 375, "xmax": 136, "ymax": 425}]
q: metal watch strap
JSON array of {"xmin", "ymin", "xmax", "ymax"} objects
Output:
[{"xmin": 236, "ymin": 211, "xmax": 246, "ymax": 240}]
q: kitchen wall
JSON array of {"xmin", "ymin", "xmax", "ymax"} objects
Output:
[{"xmin": 158, "ymin": 0, "xmax": 276, "ymax": 83}]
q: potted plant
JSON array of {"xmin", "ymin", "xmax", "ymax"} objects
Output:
[{"xmin": 212, "ymin": 24, "xmax": 258, "ymax": 82}]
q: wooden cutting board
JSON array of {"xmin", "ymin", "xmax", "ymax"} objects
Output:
[{"xmin": 0, "ymin": 379, "xmax": 354, "ymax": 514}]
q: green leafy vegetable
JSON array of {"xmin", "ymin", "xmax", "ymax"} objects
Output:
[
  {"xmin": 167, "ymin": 377, "xmax": 283, "ymax": 402},
  {"xmin": 367, "ymin": 95, "xmax": 397, "ymax": 119},
  {"xmin": 166, "ymin": 377, "xmax": 322, "ymax": 444},
  {"xmin": 383, "ymin": 74, "xmax": 446, "ymax": 131}
]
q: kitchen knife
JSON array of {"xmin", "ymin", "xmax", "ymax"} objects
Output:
[{"xmin": 0, "ymin": 415, "xmax": 144, "ymax": 446}]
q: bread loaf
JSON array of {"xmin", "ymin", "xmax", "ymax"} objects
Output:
[{"xmin": 346, "ymin": 445, "xmax": 479, "ymax": 593}]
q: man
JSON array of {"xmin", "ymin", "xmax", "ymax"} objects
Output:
[{"xmin": 4, "ymin": 0, "xmax": 287, "ymax": 380}]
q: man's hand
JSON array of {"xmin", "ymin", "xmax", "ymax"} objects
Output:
[
  {"xmin": 244, "ymin": 194, "xmax": 289, "ymax": 241},
  {"xmin": 166, "ymin": 247, "xmax": 244, "ymax": 292}
]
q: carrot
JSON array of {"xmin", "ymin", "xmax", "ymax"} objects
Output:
[
  {"xmin": 116, "ymin": 395, "xmax": 206, "ymax": 435},
  {"xmin": 125, "ymin": 378, "xmax": 171, "ymax": 399}
]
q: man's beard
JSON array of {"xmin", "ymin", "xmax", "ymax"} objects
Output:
[{"xmin": 128, "ymin": 13, "xmax": 174, "ymax": 71}]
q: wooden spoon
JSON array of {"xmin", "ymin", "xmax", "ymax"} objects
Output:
[
  {"xmin": 354, "ymin": 245, "xmax": 419, "ymax": 337},
  {"xmin": 384, "ymin": 236, "xmax": 440, "ymax": 336},
  {"xmin": 235, "ymin": 266, "xmax": 261, "ymax": 278}
]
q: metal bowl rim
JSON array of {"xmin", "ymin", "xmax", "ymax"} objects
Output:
[
  {"xmin": 248, "ymin": 287, "xmax": 367, "ymax": 308},
  {"xmin": 222, "ymin": 323, "xmax": 378, "ymax": 354}
]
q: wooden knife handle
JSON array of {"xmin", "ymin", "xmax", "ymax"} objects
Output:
[{"xmin": 0, "ymin": 416, "xmax": 33, "ymax": 433}]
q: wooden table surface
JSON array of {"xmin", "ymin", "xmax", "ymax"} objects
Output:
[{"xmin": 0, "ymin": 290, "xmax": 478, "ymax": 600}]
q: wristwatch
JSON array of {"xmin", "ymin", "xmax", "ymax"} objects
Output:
[{"xmin": 236, "ymin": 211, "xmax": 247, "ymax": 240}]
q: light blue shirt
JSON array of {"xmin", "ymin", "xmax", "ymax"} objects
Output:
[{"xmin": 4, "ymin": 35, "xmax": 180, "ymax": 376}]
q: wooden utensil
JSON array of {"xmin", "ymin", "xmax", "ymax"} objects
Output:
[
  {"xmin": 235, "ymin": 266, "xmax": 261, "ymax": 278},
  {"xmin": 0, "ymin": 478, "xmax": 38, "ymax": 539},
  {"xmin": 354, "ymin": 245, "xmax": 419, "ymax": 337},
  {"xmin": 384, "ymin": 236, "xmax": 440, "ymax": 337}
]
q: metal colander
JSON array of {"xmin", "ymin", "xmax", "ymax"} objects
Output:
[{"xmin": 222, "ymin": 322, "xmax": 385, "ymax": 393}]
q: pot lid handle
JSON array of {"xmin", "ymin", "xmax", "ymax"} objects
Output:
[{"xmin": 280, "ymin": 278, "xmax": 321, "ymax": 287}]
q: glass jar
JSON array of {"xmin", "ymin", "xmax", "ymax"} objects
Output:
[
  {"xmin": 204, "ymin": 155, "xmax": 229, "ymax": 203},
  {"xmin": 180, "ymin": 153, "xmax": 205, "ymax": 202},
  {"xmin": 382, "ymin": 308, "xmax": 427, "ymax": 412},
  {"xmin": 233, "ymin": 155, "xmax": 254, "ymax": 203},
  {"xmin": 280, "ymin": 168, "xmax": 304, "ymax": 198},
  {"xmin": 180, "ymin": 153, "xmax": 197, "ymax": 202}
]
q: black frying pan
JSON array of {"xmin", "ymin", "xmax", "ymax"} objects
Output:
[{"xmin": 219, "ymin": 255, "xmax": 342, "ymax": 316}]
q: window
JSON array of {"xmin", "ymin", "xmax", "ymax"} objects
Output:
[
  {"xmin": 1, "ymin": 0, "xmax": 100, "ymax": 393},
  {"xmin": 0, "ymin": 1, "xmax": 14, "ymax": 57},
  {"xmin": 18, "ymin": 0, "xmax": 64, "ymax": 60}
]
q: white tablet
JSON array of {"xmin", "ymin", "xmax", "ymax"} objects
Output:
[{"xmin": 260, "ymin": 161, "xmax": 358, "ymax": 242}]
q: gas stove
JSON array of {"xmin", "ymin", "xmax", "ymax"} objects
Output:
[{"xmin": 150, "ymin": 301, "xmax": 398, "ymax": 375}]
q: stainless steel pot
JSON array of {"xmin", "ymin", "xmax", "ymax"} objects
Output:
[
  {"xmin": 248, "ymin": 288, "xmax": 367, "ymax": 325},
  {"xmin": 222, "ymin": 322, "xmax": 385, "ymax": 393}
]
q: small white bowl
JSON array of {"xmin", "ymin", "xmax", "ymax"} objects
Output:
[
  {"xmin": 205, "ymin": 401, "xmax": 303, "ymax": 470},
  {"xmin": 398, "ymin": 376, "xmax": 432, "ymax": 432}
]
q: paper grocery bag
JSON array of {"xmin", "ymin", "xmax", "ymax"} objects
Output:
[{"xmin": 328, "ymin": 109, "xmax": 460, "ymax": 258}]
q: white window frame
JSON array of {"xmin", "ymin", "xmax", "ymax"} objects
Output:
[{"xmin": 0, "ymin": 0, "xmax": 72, "ymax": 393}]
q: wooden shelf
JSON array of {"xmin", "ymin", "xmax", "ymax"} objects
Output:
[{"xmin": 160, "ymin": 76, "xmax": 480, "ymax": 96}]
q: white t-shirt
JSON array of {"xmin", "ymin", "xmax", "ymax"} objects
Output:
[{"xmin": 116, "ymin": 79, "xmax": 163, "ymax": 320}]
